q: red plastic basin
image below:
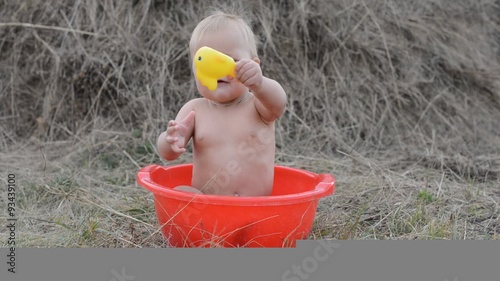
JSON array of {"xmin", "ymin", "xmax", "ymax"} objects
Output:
[{"xmin": 137, "ymin": 164, "xmax": 335, "ymax": 247}]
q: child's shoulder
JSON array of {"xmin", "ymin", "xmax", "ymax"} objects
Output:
[{"xmin": 182, "ymin": 98, "xmax": 207, "ymax": 108}]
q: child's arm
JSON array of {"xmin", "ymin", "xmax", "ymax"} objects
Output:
[
  {"xmin": 235, "ymin": 59, "xmax": 287, "ymax": 124},
  {"xmin": 157, "ymin": 102, "xmax": 196, "ymax": 161}
]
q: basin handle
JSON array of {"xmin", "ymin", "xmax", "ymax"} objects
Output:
[
  {"xmin": 316, "ymin": 173, "xmax": 336, "ymax": 196},
  {"xmin": 137, "ymin": 164, "xmax": 161, "ymax": 183}
]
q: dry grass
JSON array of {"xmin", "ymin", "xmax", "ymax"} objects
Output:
[{"xmin": 0, "ymin": 0, "xmax": 499, "ymax": 247}]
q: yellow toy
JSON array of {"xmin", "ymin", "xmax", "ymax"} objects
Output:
[{"xmin": 194, "ymin": 46, "xmax": 236, "ymax": 91}]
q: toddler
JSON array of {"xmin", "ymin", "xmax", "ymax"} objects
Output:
[{"xmin": 156, "ymin": 11, "xmax": 287, "ymax": 196}]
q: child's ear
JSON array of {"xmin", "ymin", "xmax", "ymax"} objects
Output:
[{"xmin": 252, "ymin": 57, "xmax": 260, "ymax": 64}]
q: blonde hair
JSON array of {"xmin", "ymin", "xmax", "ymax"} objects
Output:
[{"xmin": 189, "ymin": 10, "xmax": 258, "ymax": 58}]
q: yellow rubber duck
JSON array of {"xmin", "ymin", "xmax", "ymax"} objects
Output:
[{"xmin": 194, "ymin": 46, "xmax": 236, "ymax": 91}]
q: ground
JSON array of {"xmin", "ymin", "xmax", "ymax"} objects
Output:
[{"xmin": 1, "ymin": 133, "xmax": 497, "ymax": 247}]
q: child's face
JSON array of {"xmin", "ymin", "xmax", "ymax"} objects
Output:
[{"xmin": 191, "ymin": 27, "xmax": 253, "ymax": 104}]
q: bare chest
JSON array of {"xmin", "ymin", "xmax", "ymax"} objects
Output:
[{"xmin": 193, "ymin": 100, "xmax": 273, "ymax": 148}]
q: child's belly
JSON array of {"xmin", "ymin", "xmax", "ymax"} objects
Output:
[{"xmin": 191, "ymin": 143, "xmax": 275, "ymax": 196}]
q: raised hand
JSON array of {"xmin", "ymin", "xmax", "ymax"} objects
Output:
[
  {"xmin": 165, "ymin": 111, "xmax": 195, "ymax": 153},
  {"xmin": 235, "ymin": 59, "xmax": 263, "ymax": 91}
]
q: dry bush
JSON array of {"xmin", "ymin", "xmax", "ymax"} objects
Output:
[{"xmin": 2, "ymin": 0, "xmax": 500, "ymax": 176}]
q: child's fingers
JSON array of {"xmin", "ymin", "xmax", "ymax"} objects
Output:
[
  {"xmin": 235, "ymin": 59, "xmax": 251, "ymax": 72},
  {"xmin": 236, "ymin": 62, "xmax": 251, "ymax": 77},
  {"xmin": 166, "ymin": 125, "xmax": 177, "ymax": 135},
  {"xmin": 167, "ymin": 122, "xmax": 184, "ymax": 134},
  {"xmin": 239, "ymin": 60, "xmax": 259, "ymax": 73},
  {"xmin": 164, "ymin": 119, "xmax": 187, "ymax": 154},
  {"xmin": 165, "ymin": 135, "xmax": 178, "ymax": 144},
  {"xmin": 236, "ymin": 63, "xmax": 261, "ymax": 84},
  {"xmin": 171, "ymin": 145, "xmax": 185, "ymax": 153},
  {"xmin": 166, "ymin": 120, "xmax": 177, "ymax": 133},
  {"xmin": 240, "ymin": 69, "xmax": 260, "ymax": 85},
  {"xmin": 238, "ymin": 69, "xmax": 253, "ymax": 83},
  {"xmin": 236, "ymin": 69, "xmax": 248, "ymax": 83}
]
